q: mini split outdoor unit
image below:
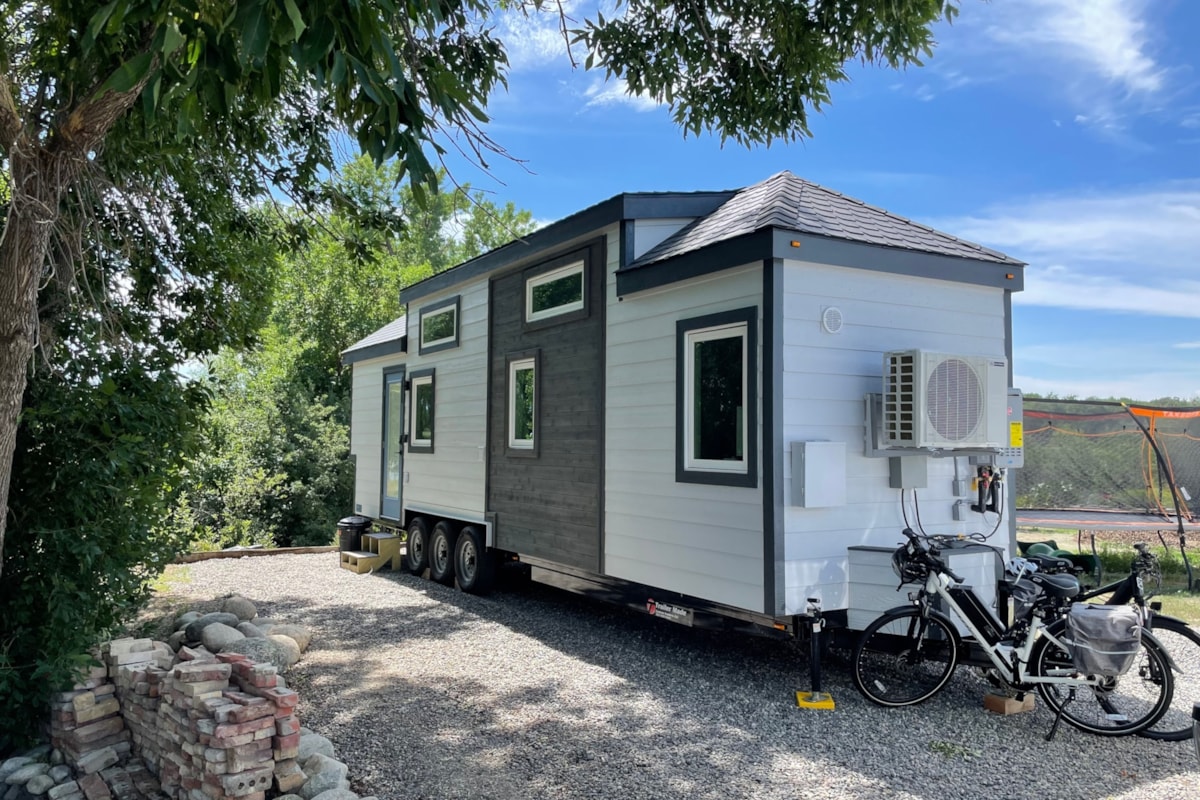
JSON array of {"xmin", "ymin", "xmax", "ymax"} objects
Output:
[{"xmin": 883, "ymin": 350, "xmax": 1009, "ymax": 449}]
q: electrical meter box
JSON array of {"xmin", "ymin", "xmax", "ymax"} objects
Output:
[{"xmin": 971, "ymin": 388, "xmax": 1024, "ymax": 468}]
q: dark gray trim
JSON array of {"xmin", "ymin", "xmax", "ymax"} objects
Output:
[
  {"xmin": 596, "ymin": 236, "xmax": 608, "ymax": 575},
  {"xmin": 771, "ymin": 230, "xmax": 1025, "ymax": 290},
  {"xmin": 400, "ymin": 192, "xmax": 733, "ymax": 303},
  {"xmin": 620, "ymin": 219, "xmax": 636, "ymax": 270},
  {"xmin": 618, "ymin": 230, "xmax": 773, "ymax": 296},
  {"xmin": 504, "ymin": 348, "xmax": 541, "ymax": 458},
  {"xmin": 379, "ymin": 365, "xmax": 406, "ymax": 521},
  {"xmin": 407, "ymin": 367, "xmax": 436, "ymax": 454},
  {"xmin": 762, "ymin": 259, "xmax": 785, "ymax": 616},
  {"xmin": 675, "ymin": 307, "xmax": 759, "ymax": 488},
  {"xmin": 341, "ymin": 337, "xmax": 407, "ymax": 365},
  {"xmin": 615, "ymin": 227, "xmax": 1024, "ymax": 297},
  {"xmin": 521, "ymin": 248, "xmax": 591, "ymax": 332},
  {"xmin": 416, "ymin": 295, "xmax": 460, "ymax": 355}
]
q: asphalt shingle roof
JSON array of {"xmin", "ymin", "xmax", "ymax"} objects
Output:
[
  {"xmin": 627, "ymin": 171, "xmax": 1022, "ymax": 270},
  {"xmin": 342, "ymin": 314, "xmax": 407, "ymax": 356}
]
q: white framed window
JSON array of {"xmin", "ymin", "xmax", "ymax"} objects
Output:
[
  {"xmin": 418, "ymin": 297, "xmax": 459, "ymax": 354},
  {"xmin": 409, "ymin": 371, "xmax": 434, "ymax": 452},
  {"xmin": 525, "ymin": 261, "xmax": 584, "ymax": 322},
  {"xmin": 676, "ymin": 308, "xmax": 757, "ymax": 488},
  {"xmin": 508, "ymin": 357, "xmax": 536, "ymax": 450}
]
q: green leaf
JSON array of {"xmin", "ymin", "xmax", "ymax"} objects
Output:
[
  {"xmin": 162, "ymin": 21, "xmax": 186, "ymax": 57},
  {"xmin": 98, "ymin": 52, "xmax": 154, "ymax": 95},
  {"xmin": 82, "ymin": 0, "xmax": 120, "ymax": 54},
  {"xmin": 283, "ymin": 0, "xmax": 307, "ymax": 39},
  {"xmin": 239, "ymin": 0, "xmax": 271, "ymax": 64}
]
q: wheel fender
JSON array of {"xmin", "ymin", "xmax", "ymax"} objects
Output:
[{"xmin": 1140, "ymin": 629, "xmax": 1181, "ymax": 673}]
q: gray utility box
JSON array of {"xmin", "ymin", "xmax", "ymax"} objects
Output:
[{"xmin": 847, "ymin": 543, "xmax": 1001, "ymax": 635}]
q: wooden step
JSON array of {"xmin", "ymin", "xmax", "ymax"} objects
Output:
[{"xmin": 339, "ymin": 550, "xmax": 384, "ymax": 574}]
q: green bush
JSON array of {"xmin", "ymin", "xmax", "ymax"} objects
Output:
[{"xmin": 0, "ymin": 349, "xmax": 198, "ymax": 750}]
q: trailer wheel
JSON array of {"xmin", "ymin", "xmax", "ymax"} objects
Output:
[
  {"xmin": 454, "ymin": 526, "xmax": 495, "ymax": 595},
  {"xmin": 404, "ymin": 517, "xmax": 430, "ymax": 576},
  {"xmin": 428, "ymin": 521, "xmax": 457, "ymax": 585}
]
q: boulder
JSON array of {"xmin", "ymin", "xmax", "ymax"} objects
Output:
[
  {"xmin": 167, "ymin": 631, "xmax": 187, "ymax": 652},
  {"xmin": 221, "ymin": 637, "xmax": 289, "ymax": 671},
  {"xmin": 236, "ymin": 622, "xmax": 266, "ymax": 639},
  {"xmin": 309, "ymin": 790, "xmax": 358, "ymax": 800},
  {"xmin": 251, "ymin": 618, "xmax": 279, "ymax": 634},
  {"xmin": 5, "ymin": 763, "xmax": 49, "ymax": 786},
  {"xmin": 0, "ymin": 759, "xmax": 34, "ymax": 784},
  {"xmin": 268, "ymin": 635, "xmax": 301, "ymax": 668},
  {"xmin": 202, "ymin": 623, "xmax": 245, "ymax": 653},
  {"xmin": 184, "ymin": 612, "xmax": 240, "ymax": 642},
  {"xmin": 269, "ymin": 624, "xmax": 312, "ymax": 653},
  {"xmin": 298, "ymin": 754, "xmax": 348, "ymax": 800},
  {"xmin": 46, "ymin": 766, "xmax": 70, "ymax": 784},
  {"xmin": 221, "ymin": 596, "xmax": 258, "ymax": 622},
  {"xmin": 295, "ymin": 733, "xmax": 335, "ymax": 764},
  {"xmin": 24, "ymin": 774, "xmax": 54, "ymax": 796},
  {"xmin": 174, "ymin": 611, "xmax": 202, "ymax": 631}
]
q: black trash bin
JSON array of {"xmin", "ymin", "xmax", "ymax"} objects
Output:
[{"xmin": 337, "ymin": 515, "xmax": 372, "ymax": 552}]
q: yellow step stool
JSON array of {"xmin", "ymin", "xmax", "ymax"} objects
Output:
[{"xmin": 338, "ymin": 532, "xmax": 403, "ymax": 574}]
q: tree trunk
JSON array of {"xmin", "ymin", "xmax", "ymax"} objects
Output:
[{"xmin": 0, "ymin": 149, "xmax": 57, "ymax": 581}]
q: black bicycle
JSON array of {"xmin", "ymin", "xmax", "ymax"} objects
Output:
[{"xmin": 1011, "ymin": 543, "xmax": 1199, "ymax": 741}]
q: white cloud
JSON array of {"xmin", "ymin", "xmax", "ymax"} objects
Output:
[
  {"xmin": 583, "ymin": 78, "xmax": 661, "ymax": 112},
  {"xmin": 934, "ymin": 183, "xmax": 1200, "ymax": 319},
  {"xmin": 1014, "ymin": 371, "xmax": 1200, "ymax": 401},
  {"xmin": 493, "ymin": 5, "xmax": 578, "ymax": 72},
  {"xmin": 1173, "ymin": 342, "xmax": 1200, "ymax": 350}
]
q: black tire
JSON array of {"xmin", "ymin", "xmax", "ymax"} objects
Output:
[
  {"xmin": 404, "ymin": 517, "xmax": 429, "ymax": 576},
  {"xmin": 852, "ymin": 608, "xmax": 960, "ymax": 707},
  {"xmin": 1031, "ymin": 618, "xmax": 1173, "ymax": 737},
  {"xmin": 428, "ymin": 521, "xmax": 457, "ymax": 585},
  {"xmin": 1139, "ymin": 616, "xmax": 1200, "ymax": 741},
  {"xmin": 454, "ymin": 525, "xmax": 495, "ymax": 595}
]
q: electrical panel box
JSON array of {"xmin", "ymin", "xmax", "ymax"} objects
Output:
[
  {"xmin": 971, "ymin": 389, "xmax": 1025, "ymax": 468},
  {"xmin": 791, "ymin": 441, "xmax": 846, "ymax": 507}
]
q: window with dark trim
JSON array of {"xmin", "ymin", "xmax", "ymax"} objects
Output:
[
  {"xmin": 408, "ymin": 368, "xmax": 435, "ymax": 453},
  {"xmin": 676, "ymin": 307, "xmax": 758, "ymax": 488},
  {"xmin": 526, "ymin": 260, "xmax": 584, "ymax": 322},
  {"xmin": 418, "ymin": 296, "xmax": 460, "ymax": 355},
  {"xmin": 506, "ymin": 351, "xmax": 539, "ymax": 457}
]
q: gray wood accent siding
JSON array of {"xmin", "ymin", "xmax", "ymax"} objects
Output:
[{"xmin": 488, "ymin": 239, "xmax": 606, "ymax": 571}]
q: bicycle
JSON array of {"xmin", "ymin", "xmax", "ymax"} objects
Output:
[
  {"xmin": 1011, "ymin": 542, "xmax": 1199, "ymax": 741},
  {"xmin": 852, "ymin": 529, "xmax": 1175, "ymax": 739}
]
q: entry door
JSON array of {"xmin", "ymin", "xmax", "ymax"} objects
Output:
[{"xmin": 381, "ymin": 369, "xmax": 405, "ymax": 520}]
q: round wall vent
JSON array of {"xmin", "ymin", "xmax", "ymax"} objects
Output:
[{"xmin": 821, "ymin": 306, "xmax": 844, "ymax": 334}]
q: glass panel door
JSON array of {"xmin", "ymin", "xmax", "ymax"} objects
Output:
[{"xmin": 381, "ymin": 370, "xmax": 405, "ymax": 519}]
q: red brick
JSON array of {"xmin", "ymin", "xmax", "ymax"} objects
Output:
[
  {"xmin": 216, "ymin": 652, "xmax": 250, "ymax": 664},
  {"xmin": 78, "ymin": 773, "xmax": 111, "ymax": 800},
  {"xmin": 275, "ymin": 716, "xmax": 300, "ymax": 737},
  {"xmin": 219, "ymin": 766, "xmax": 272, "ymax": 797},
  {"xmin": 174, "ymin": 663, "xmax": 232, "ymax": 683},
  {"xmin": 212, "ymin": 715, "xmax": 275, "ymax": 739},
  {"xmin": 261, "ymin": 687, "xmax": 298, "ymax": 708}
]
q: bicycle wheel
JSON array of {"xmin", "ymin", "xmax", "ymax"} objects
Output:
[
  {"xmin": 853, "ymin": 608, "xmax": 960, "ymax": 707},
  {"xmin": 1031, "ymin": 620, "xmax": 1174, "ymax": 736},
  {"xmin": 1139, "ymin": 617, "xmax": 1200, "ymax": 741}
]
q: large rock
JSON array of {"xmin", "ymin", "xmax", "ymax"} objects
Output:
[
  {"xmin": 251, "ymin": 618, "xmax": 279, "ymax": 634},
  {"xmin": 46, "ymin": 766, "xmax": 70, "ymax": 784},
  {"xmin": 221, "ymin": 596, "xmax": 258, "ymax": 622},
  {"xmin": 202, "ymin": 623, "xmax": 245, "ymax": 653},
  {"xmin": 24, "ymin": 774, "xmax": 54, "ymax": 796},
  {"xmin": 221, "ymin": 637, "xmax": 289, "ymax": 671},
  {"xmin": 5, "ymin": 763, "xmax": 48, "ymax": 786},
  {"xmin": 268, "ymin": 635, "xmax": 301, "ymax": 668},
  {"xmin": 295, "ymin": 734, "xmax": 335, "ymax": 764},
  {"xmin": 184, "ymin": 612, "xmax": 240, "ymax": 642},
  {"xmin": 236, "ymin": 622, "xmax": 266, "ymax": 639},
  {"xmin": 298, "ymin": 755, "xmax": 348, "ymax": 800},
  {"xmin": 309, "ymin": 790, "xmax": 358, "ymax": 800},
  {"xmin": 174, "ymin": 611, "xmax": 202, "ymax": 631},
  {"xmin": 167, "ymin": 631, "xmax": 187, "ymax": 652},
  {"xmin": 0, "ymin": 759, "xmax": 34, "ymax": 784},
  {"xmin": 269, "ymin": 624, "xmax": 312, "ymax": 653}
]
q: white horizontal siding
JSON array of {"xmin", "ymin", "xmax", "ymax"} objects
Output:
[
  {"xmin": 349, "ymin": 353, "xmax": 405, "ymax": 519},
  {"xmin": 780, "ymin": 260, "xmax": 1009, "ymax": 615},
  {"xmin": 400, "ymin": 282, "xmax": 488, "ymax": 520},
  {"xmin": 605, "ymin": 246, "xmax": 765, "ymax": 612}
]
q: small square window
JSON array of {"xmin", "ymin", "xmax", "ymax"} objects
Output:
[
  {"xmin": 418, "ymin": 297, "xmax": 459, "ymax": 354},
  {"xmin": 508, "ymin": 357, "xmax": 536, "ymax": 450},
  {"xmin": 409, "ymin": 371, "xmax": 434, "ymax": 453},
  {"xmin": 526, "ymin": 261, "xmax": 584, "ymax": 323}
]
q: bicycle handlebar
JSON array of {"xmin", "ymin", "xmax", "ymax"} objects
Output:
[{"xmin": 900, "ymin": 528, "xmax": 964, "ymax": 583}]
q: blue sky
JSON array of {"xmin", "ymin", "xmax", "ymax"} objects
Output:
[{"xmin": 441, "ymin": 0, "xmax": 1200, "ymax": 401}]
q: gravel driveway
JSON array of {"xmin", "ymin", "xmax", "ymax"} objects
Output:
[{"xmin": 162, "ymin": 554, "xmax": 1197, "ymax": 800}]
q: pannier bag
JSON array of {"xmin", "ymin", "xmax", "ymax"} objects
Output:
[{"xmin": 1066, "ymin": 604, "xmax": 1142, "ymax": 677}]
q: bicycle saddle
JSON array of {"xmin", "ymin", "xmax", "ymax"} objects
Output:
[
  {"xmin": 1028, "ymin": 571, "xmax": 1080, "ymax": 600},
  {"xmin": 1025, "ymin": 554, "xmax": 1076, "ymax": 574}
]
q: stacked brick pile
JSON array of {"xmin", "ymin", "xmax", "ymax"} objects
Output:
[{"xmin": 107, "ymin": 646, "xmax": 302, "ymax": 800}]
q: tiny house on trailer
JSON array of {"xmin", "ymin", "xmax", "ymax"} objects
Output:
[{"xmin": 341, "ymin": 171, "xmax": 1025, "ymax": 634}]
